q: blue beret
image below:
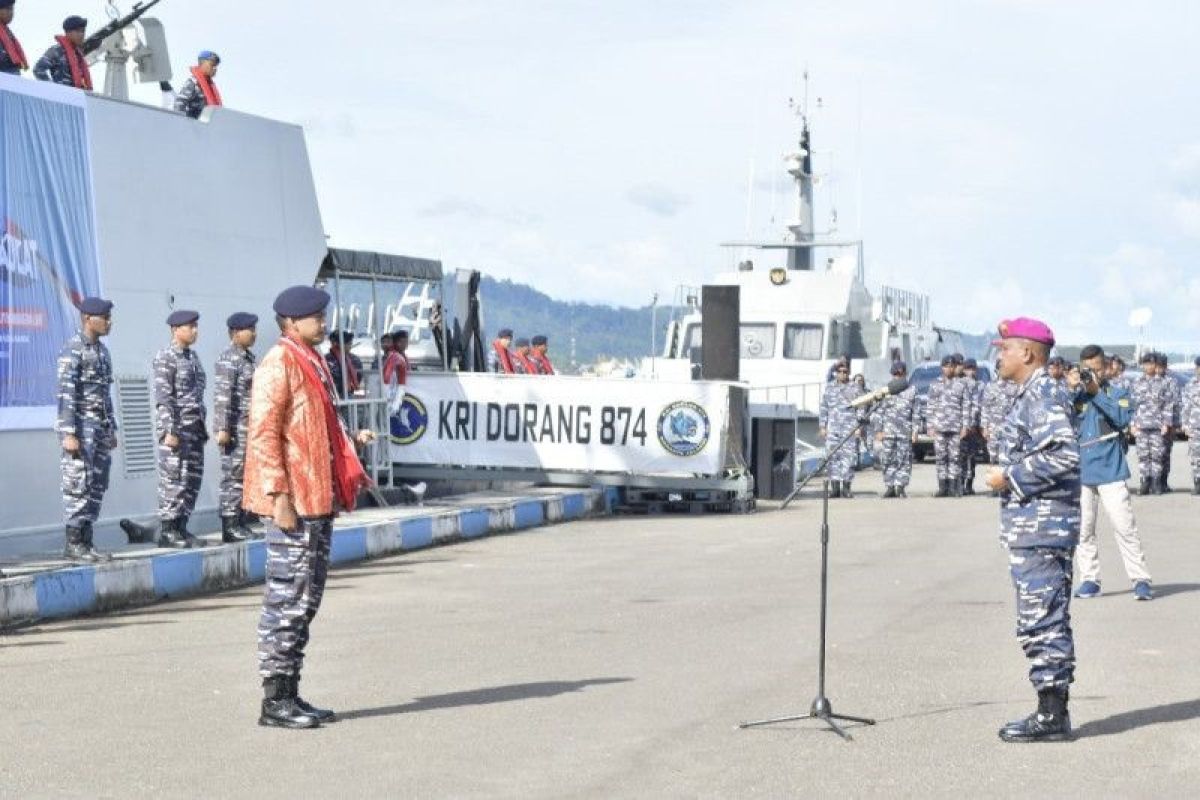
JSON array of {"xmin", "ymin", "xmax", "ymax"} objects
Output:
[
  {"xmin": 0, "ymin": 1, "xmax": 16, "ymax": 10},
  {"xmin": 63, "ymin": 16, "xmax": 87, "ymax": 31},
  {"xmin": 531, "ymin": 335, "xmax": 548, "ymax": 346},
  {"xmin": 78, "ymin": 296, "xmax": 113, "ymax": 316},
  {"xmin": 497, "ymin": 328, "xmax": 513, "ymax": 339},
  {"xmin": 1194, "ymin": 356, "xmax": 1200, "ymax": 367},
  {"xmin": 198, "ymin": 50, "xmax": 221, "ymax": 64},
  {"xmin": 890, "ymin": 360, "xmax": 906, "ymax": 374},
  {"xmin": 272, "ymin": 285, "xmax": 330, "ymax": 318},
  {"xmin": 940, "ymin": 355, "xmax": 955, "ymax": 366},
  {"xmin": 963, "ymin": 358, "xmax": 977, "ymax": 368},
  {"xmin": 167, "ymin": 309, "xmax": 199, "ymax": 327},
  {"xmin": 515, "ymin": 338, "xmax": 530, "ymax": 348},
  {"xmin": 226, "ymin": 312, "xmax": 258, "ymax": 330}
]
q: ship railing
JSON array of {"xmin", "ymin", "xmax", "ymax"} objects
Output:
[
  {"xmin": 335, "ymin": 396, "xmax": 395, "ymax": 505},
  {"xmin": 748, "ymin": 381, "xmax": 825, "ymax": 415}
]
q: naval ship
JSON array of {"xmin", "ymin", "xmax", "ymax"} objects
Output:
[{"xmin": 652, "ymin": 92, "xmax": 964, "ymax": 417}]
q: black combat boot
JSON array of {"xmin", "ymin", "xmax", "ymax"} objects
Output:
[
  {"xmin": 1158, "ymin": 476, "xmax": 1171, "ymax": 494},
  {"xmin": 935, "ymin": 479, "xmax": 948, "ymax": 498},
  {"xmin": 238, "ymin": 510, "xmax": 263, "ymax": 539},
  {"xmin": 157, "ymin": 519, "xmax": 195, "ymax": 549},
  {"xmin": 896, "ymin": 486, "xmax": 907, "ymax": 498},
  {"xmin": 1138, "ymin": 478, "xmax": 1152, "ymax": 496},
  {"xmin": 840, "ymin": 481, "xmax": 853, "ymax": 499},
  {"xmin": 883, "ymin": 486, "xmax": 896, "ymax": 499},
  {"xmin": 119, "ymin": 518, "xmax": 158, "ymax": 544},
  {"xmin": 64, "ymin": 524, "xmax": 98, "ymax": 563},
  {"xmin": 1151, "ymin": 478, "xmax": 1164, "ymax": 496},
  {"xmin": 950, "ymin": 480, "xmax": 963, "ymax": 498},
  {"xmin": 1193, "ymin": 479, "xmax": 1200, "ymax": 496},
  {"xmin": 829, "ymin": 481, "xmax": 842, "ymax": 499},
  {"xmin": 292, "ymin": 676, "xmax": 335, "ymax": 722},
  {"xmin": 178, "ymin": 517, "xmax": 205, "ymax": 548},
  {"xmin": 998, "ymin": 689, "xmax": 1073, "ymax": 743},
  {"xmin": 80, "ymin": 522, "xmax": 113, "ymax": 562},
  {"xmin": 962, "ymin": 479, "xmax": 975, "ymax": 496},
  {"xmin": 221, "ymin": 516, "xmax": 248, "ymax": 544},
  {"xmin": 259, "ymin": 676, "xmax": 320, "ymax": 729}
]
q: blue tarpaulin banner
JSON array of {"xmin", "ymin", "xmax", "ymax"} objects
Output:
[{"xmin": 0, "ymin": 76, "xmax": 102, "ymax": 430}]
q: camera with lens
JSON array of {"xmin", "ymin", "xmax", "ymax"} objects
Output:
[{"xmin": 1078, "ymin": 367, "xmax": 1096, "ymax": 386}]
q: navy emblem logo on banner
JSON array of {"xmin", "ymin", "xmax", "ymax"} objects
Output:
[
  {"xmin": 390, "ymin": 394, "xmax": 429, "ymax": 445},
  {"xmin": 657, "ymin": 401, "xmax": 710, "ymax": 457}
]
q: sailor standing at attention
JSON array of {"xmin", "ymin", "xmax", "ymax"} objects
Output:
[
  {"xmin": 32, "ymin": 15, "xmax": 91, "ymax": 89},
  {"xmin": 819, "ymin": 361, "xmax": 866, "ymax": 498},
  {"xmin": 986, "ymin": 317, "xmax": 1081, "ymax": 743},
  {"xmin": 0, "ymin": 0, "xmax": 29, "ymax": 76},
  {"xmin": 56, "ymin": 297, "xmax": 119, "ymax": 562},
  {"xmin": 214, "ymin": 312, "xmax": 259, "ymax": 543},
  {"xmin": 174, "ymin": 50, "xmax": 223, "ymax": 119},
  {"xmin": 871, "ymin": 360, "xmax": 917, "ymax": 498},
  {"xmin": 923, "ymin": 355, "xmax": 968, "ymax": 497},
  {"xmin": 244, "ymin": 286, "xmax": 374, "ymax": 729},
  {"xmin": 153, "ymin": 310, "xmax": 208, "ymax": 549}
]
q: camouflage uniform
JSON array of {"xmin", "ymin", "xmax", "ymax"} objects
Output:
[
  {"xmin": 0, "ymin": 23, "xmax": 26, "ymax": 76},
  {"xmin": 995, "ymin": 367, "xmax": 1081, "ymax": 691},
  {"xmin": 1161, "ymin": 373, "xmax": 1181, "ymax": 484},
  {"xmin": 959, "ymin": 375, "xmax": 984, "ymax": 487},
  {"xmin": 872, "ymin": 385, "xmax": 917, "ymax": 489},
  {"xmin": 1131, "ymin": 374, "xmax": 1168, "ymax": 484},
  {"xmin": 981, "ymin": 379, "xmax": 1019, "ymax": 464},
  {"xmin": 923, "ymin": 375, "xmax": 967, "ymax": 483},
  {"xmin": 819, "ymin": 382, "xmax": 866, "ymax": 483},
  {"xmin": 32, "ymin": 41, "xmax": 85, "ymax": 87},
  {"xmin": 173, "ymin": 75, "xmax": 208, "ymax": 119},
  {"xmin": 56, "ymin": 332, "xmax": 117, "ymax": 527},
  {"xmin": 153, "ymin": 344, "xmax": 208, "ymax": 522},
  {"xmin": 214, "ymin": 344, "xmax": 255, "ymax": 516},
  {"xmin": 1183, "ymin": 376, "xmax": 1200, "ymax": 485},
  {"xmin": 258, "ymin": 517, "xmax": 333, "ymax": 678}
]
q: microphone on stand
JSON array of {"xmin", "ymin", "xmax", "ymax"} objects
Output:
[{"xmin": 845, "ymin": 378, "xmax": 910, "ymax": 409}]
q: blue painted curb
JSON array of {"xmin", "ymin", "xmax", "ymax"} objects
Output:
[{"xmin": 0, "ymin": 487, "xmax": 611, "ymax": 629}]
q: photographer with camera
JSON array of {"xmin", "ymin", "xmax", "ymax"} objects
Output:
[{"xmin": 1068, "ymin": 345, "xmax": 1153, "ymax": 601}]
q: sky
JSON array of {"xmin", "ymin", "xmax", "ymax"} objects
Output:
[{"xmin": 11, "ymin": 0, "xmax": 1200, "ymax": 348}]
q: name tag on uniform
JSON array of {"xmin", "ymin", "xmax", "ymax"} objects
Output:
[{"xmin": 1118, "ymin": 399, "xmax": 1130, "ymax": 408}]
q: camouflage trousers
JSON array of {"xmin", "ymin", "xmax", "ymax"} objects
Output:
[
  {"xmin": 824, "ymin": 429, "xmax": 858, "ymax": 482},
  {"xmin": 1190, "ymin": 439, "xmax": 1200, "ymax": 480},
  {"xmin": 1008, "ymin": 546, "xmax": 1075, "ymax": 691},
  {"xmin": 1134, "ymin": 430, "xmax": 1165, "ymax": 480},
  {"xmin": 959, "ymin": 431, "xmax": 982, "ymax": 484},
  {"xmin": 257, "ymin": 516, "xmax": 333, "ymax": 678},
  {"xmin": 986, "ymin": 435, "xmax": 1000, "ymax": 466},
  {"xmin": 157, "ymin": 426, "xmax": 206, "ymax": 521},
  {"xmin": 1161, "ymin": 437, "xmax": 1174, "ymax": 481},
  {"xmin": 879, "ymin": 436, "xmax": 913, "ymax": 488},
  {"xmin": 932, "ymin": 432, "xmax": 962, "ymax": 481},
  {"xmin": 61, "ymin": 423, "xmax": 113, "ymax": 526},
  {"xmin": 218, "ymin": 430, "xmax": 248, "ymax": 516}
]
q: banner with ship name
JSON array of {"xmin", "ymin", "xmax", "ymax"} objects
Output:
[
  {"xmin": 389, "ymin": 374, "xmax": 733, "ymax": 475},
  {"xmin": 0, "ymin": 76, "xmax": 103, "ymax": 430}
]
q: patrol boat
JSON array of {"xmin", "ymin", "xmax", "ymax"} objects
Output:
[{"xmin": 652, "ymin": 92, "xmax": 963, "ymax": 417}]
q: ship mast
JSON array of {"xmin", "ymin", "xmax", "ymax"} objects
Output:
[{"xmin": 785, "ymin": 75, "xmax": 816, "ymax": 271}]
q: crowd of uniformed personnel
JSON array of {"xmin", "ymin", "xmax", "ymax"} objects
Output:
[
  {"xmin": 821, "ymin": 349, "xmax": 1200, "ymax": 503},
  {"xmin": 0, "ymin": 2, "xmax": 224, "ymax": 119},
  {"xmin": 488, "ymin": 328, "xmax": 556, "ymax": 375}
]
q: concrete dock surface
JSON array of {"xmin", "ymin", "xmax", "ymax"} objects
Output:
[{"xmin": 1, "ymin": 453, "xmax": 1198, "ymax": 797}]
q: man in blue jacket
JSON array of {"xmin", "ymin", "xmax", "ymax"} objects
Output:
[{"xmin": 1068, "ymin": 345, "xmax": 1152, "ymax": 601}]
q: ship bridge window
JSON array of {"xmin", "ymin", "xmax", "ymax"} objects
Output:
[
  {"xmin": 740, "ymin": 323, "xmax": 776, "ymax": 359},
  {"xmin": 783, "ymin": 323, "xmax": 823, "ymax": 360}
]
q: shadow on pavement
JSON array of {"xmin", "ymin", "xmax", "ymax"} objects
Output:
[
  {"xmin": 1076, "ymin": 699, "xmax": 1200, "ymax": 738},
  {"xmin": 337, "ymin": 677, "xmax": 634, "ymax": 722},
  {"xmin": 1103, "ymin": 582, "xmax": 1200, "ymax": 600}
]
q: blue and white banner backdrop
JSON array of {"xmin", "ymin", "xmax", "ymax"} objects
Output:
[{"xmin": 0, "ymin": 75, "xmax": 102, "ymax": 430}]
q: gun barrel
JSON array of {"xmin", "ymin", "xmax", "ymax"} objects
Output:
[{"xmin": 81, "ymin": 0, "xmax": 166, "ymax": 55}]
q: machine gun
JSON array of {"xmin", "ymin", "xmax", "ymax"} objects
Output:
[{"xmin": 81, "ymin": 0, "xmax": 166, "ymax": 56}]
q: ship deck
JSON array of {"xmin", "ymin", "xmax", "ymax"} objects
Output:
[{"xmin": 2, "ymin": 453, "xmax": 1199, "ymax": 796}]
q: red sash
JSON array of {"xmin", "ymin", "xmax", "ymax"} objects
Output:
[
  {"xmin": 492, "ymin": 340, "xmax": 515, "ymax": 374},
  {"xmin": 0, "ymin": 24, "xmax": 27, "ymax": 70},
  {"xmin": 55, "ymin": 36, "xmax": 92, "ymax": 90},
  {"xmin": 531, "ymin": 352, "xmax": 555, "ymax": 375},
  {"xmin": 514, "ymin": 353, "xmax": 538, "ymax": 374},
  {"xmin": 190, "ymin": 65, "xmax": 223, "ymax": 107},
  {"xmin": 281, "ymin": 337, "xmax": 369, "ymax": 513}
]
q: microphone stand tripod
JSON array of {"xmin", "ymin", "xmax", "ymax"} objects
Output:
[{"xmin": 740, "ymin": 409, "xmax": 878, "ymax": 741}]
